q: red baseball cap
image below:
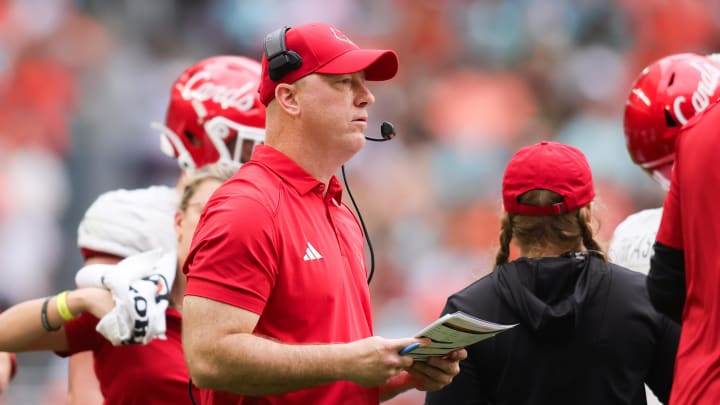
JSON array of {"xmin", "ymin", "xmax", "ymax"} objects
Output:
[
  {"xmin": 502, "ymin": 141, "xmax": 595, "ymax": 215},
  {"xmin": 258, "ymin": 22, "xmax": 399, "ymax": 106}
]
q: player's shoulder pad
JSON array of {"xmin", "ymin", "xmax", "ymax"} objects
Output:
[
  {"xmin": 611, "ymin": 207, "xmax": 663, "ymax": 237},
  {"xmin": 78, "ymin": 186, "xmax": 179, "ymax": 258},
  {"xmin": 608, "ymin": 207, "xmax": 664, "ymax": 275}
]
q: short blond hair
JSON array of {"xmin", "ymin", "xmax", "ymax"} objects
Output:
[{"xmin": 179, "ymin": 162, "xmax": 240, "ymax": 211}]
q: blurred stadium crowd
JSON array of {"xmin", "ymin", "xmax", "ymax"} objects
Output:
[{"xmin": 1, "ymin": 0, "xmax": 719, "ymax": 403}]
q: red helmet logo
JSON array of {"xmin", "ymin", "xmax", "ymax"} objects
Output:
[
  {"xmin": 180, "ymin": 71, "xmax": 257, "ymax": 112},
  {"xmin": 153, "ymin": 56, "xmax": 266, "ymax": 171}
]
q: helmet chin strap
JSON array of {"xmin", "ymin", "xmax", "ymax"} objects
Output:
[{"xmin": 652, "ymin": 170, "xmax": 671, "ymax": 192}]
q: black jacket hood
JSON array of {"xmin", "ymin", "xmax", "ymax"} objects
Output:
[{"xmin": 494, "ymin": 252, "xmax": 608, "ymax": 341}]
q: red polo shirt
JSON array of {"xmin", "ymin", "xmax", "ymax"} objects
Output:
[
  {"xmin": 184, "ymin": 145, "xmax": 376, "ymax": 405},
  {"xmin": 656, "ymin": 102, "xmax": 720, "ymax": 404}
]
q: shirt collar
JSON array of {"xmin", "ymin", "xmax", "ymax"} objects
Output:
[{"xmin": 251, "ymin": 145, "xmax": 344, "ymax": 203}]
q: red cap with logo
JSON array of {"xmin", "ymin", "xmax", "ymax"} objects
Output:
[
  {"xmin": 258, "ymin": 22, "xmax": 399, "ymax": 106},
  {"xmin": 502, "ymin": 141, "xmax": 595, "ymax": 216}
]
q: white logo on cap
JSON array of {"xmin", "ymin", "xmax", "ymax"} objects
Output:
[{"xmin": 330, "ymin": 27, "xmax": 356, "ymax": 47}]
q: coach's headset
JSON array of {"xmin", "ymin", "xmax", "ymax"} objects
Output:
[{"xmin": 264, "ymin": 26, "xmax": 303, "ymax": 81}]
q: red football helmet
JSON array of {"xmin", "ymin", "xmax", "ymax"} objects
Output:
[
  {"xmin": 153, "ymin": 56, "xmax": 266, "ymax": 171},
  {"xmin": 624, "ymin": 53, "xmax": 720, "ymax": 189}
]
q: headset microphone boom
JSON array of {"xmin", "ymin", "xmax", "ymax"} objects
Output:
[
  {"xmin": 365, "ymin": 121, "xmax": 396, "ymax": 142},
  {"xmin": 345, "ymin": 120, "xmax": 397, "ymax": 283}
]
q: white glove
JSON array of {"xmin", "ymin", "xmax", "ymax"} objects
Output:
[
  {"xmin": 77, "ymin": 186, "xmax": 178, "ymax": 258},
  {"xmin": 75, "ymin": 249, "xmax": 178, "ymax": 345}
]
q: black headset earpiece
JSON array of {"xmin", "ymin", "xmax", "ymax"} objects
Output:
[{"xmin": 264, "ymin": 26, "xmax": 303, "ymax": 81}]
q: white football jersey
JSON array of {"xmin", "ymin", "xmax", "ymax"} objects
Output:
[
  {"xmin": 608, "ymin": 208, "xmax": 663, "ymax": 275},
  {"xmin": 77, "ymin": 186, "xmax": 179, "ymax": 258}
]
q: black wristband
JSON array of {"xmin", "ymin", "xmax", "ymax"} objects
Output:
[{"xmin": 41, "ymin": 296, "xmax": 60, "ymax": 332}]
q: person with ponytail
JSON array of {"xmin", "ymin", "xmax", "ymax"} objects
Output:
[{"xmin": 426, "ymin": 141, "xmax": 679, "ymax": 405}]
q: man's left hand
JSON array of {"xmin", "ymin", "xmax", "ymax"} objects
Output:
[{"xmin": 407, "ymin": 349, "xmax": 467, "ymax": 392}]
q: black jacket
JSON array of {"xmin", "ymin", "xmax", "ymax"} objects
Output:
[{"xmin": 425, "ymin": 253, "xmax": 678, "ymax": 405}]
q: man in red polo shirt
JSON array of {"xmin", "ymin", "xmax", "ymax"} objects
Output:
[
  {"xmin": 648, "ymin": 87, "xmax": 720, "ymax": 403},
  {"xmin": 182, "ymin": 22, "xmax": 466, "ymax": 405}
]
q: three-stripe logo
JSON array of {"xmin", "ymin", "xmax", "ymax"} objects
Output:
[{"xmin": 303, "ymin": 242, "xmax": 323, "ymax": 261}]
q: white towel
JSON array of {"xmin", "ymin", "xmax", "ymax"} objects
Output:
[{"xmin": 75, "ymin": 248, "xmax": 177, "ymax": 345}]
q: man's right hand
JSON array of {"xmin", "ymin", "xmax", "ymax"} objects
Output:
[{"xmin": 343, "ymin": 336, "xmax": 420, "ymax": 387}]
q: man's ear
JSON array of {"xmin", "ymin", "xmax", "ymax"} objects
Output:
[{"xmin": 274, "ymin": 83, "xmax": 301, "ymax": 116}]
